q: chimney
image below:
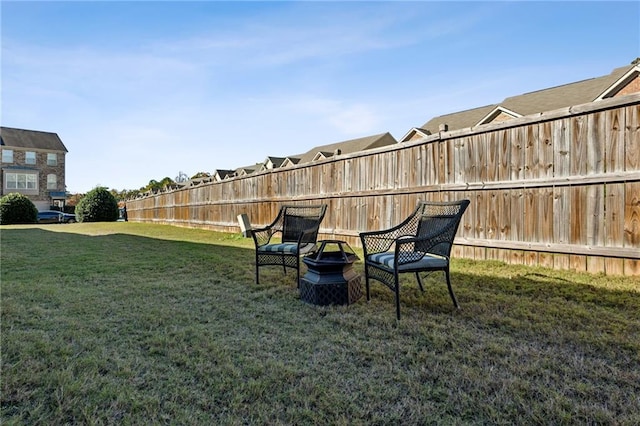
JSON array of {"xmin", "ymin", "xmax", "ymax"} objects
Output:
[{"xmin": 439, "ymin": 123, "xmax": 448, "ymax": 132}]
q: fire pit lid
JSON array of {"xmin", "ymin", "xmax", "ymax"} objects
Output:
[{"xmin": 304, "ymin": 240, "xmax": 359, "ymax": 264}]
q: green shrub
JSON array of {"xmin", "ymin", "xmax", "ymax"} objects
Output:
[
  {"xmin": 0, "ymin": 193, "xmax": 38, "ymax": 225},
  {"xmin": 75, "ymin": 187, "xmax": 118, "ymax": 222}
]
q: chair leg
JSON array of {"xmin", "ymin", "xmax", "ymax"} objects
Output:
[
  {"xmin": 445, "ymin": 268, "xmax": 459, "ymax": 308},
  {"xmin": 364, "ymin": 265, "xmax": 371, "ymax": 302},
  {"xmin": 256, "ymin": 254, "xmax": 260, "ymax": 284},
  {"xmin": 415, "ymin": 272, "xmax": 425, "ymax": 292},
  {"xmin": 394, "ymin": 271, "xmax": 401, "ymax": 320}
]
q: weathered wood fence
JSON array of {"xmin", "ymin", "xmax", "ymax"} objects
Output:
[{"xmin": 126, "ymin": 94, "xmax": 640, "ymax": 275}]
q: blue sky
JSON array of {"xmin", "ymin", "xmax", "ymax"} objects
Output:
[{"xmin": 2, "ymin": 1, "xmax": 639, "ymax": 193}]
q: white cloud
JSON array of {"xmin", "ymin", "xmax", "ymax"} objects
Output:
[{"xmin": 3, "ymin": 1, "xmax": 638, "ymax": 193}]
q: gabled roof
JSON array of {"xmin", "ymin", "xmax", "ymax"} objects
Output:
[
  {"xmin": 415, "ymin": 60, "xmax": 640, "ymax": 136},
  {"xmin": 417, "ymin": 104, "xmax": 498, "ymax": 136},
  {"xmin": 212, "ymin": 169, "xmax": 234, "ymax": 181},
  {"xmin": 595, "ymin": 62, "xmax": 640, "ymax": 99},
  {"xmin": 400, "ymin": 127, "xmax": 432, "ymax": 142},
  {"xmin": 234, "ymin": 163, "xmax": 262, "ymax": 176},
  {"xmin": 476, "ymin": 106, "xmax": 522, "ymax": 126},
  {"xmin": 0, "ymin": 126, "xmax": 68, "ymax": 152},
  {"xmin": 280, "ymin": 156, "xmax": 302, "ymax": 168},
  {"xmin": 294, "ymin": 132, "xmax": 397, "ymax": 165},
  {"xmin": 312, "ymin": 151, "xmax": 336, "ymax": 161},
  {"xmin": 260, "ymin": 156, "xmax": 287, "ymax": 171}
]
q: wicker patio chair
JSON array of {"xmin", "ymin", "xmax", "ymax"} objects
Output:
[
  {"xmin": 359, "ymin": 199, "xmax": 470, "ymax": 319},
  {"xmin": 251, "ymin": 204, "xmax": 328, "ymax": 285}
]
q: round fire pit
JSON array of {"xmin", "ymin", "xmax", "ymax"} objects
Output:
[{"xmin": 299, "ymin": 240, "xmax": 362, "ymax": 306}]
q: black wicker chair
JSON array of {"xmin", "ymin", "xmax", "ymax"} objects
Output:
[
  {"xmin": 359, "ymin": 199, "xmax": 470, "ymax": 319},
  {"xmin": 251, "ymin": 204, "xmax": 327, "ymax": 285}
]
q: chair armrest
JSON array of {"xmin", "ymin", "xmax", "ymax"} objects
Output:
[
  {"xmin": 360, "ymin": 218, "xmax": 420, "ymax": 255},
  {"xmin": 360, "ymin": 232, "xmax": 396, "ymax": 256},
  {"xmin": 251, "ymin": 226, "xmax": 278, "ymax": 248},
  {"xmin": 394, "ymin": 233, "xmax": 451, "ymax": 264}
]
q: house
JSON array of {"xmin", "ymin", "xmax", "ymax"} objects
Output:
[
  {"xmin": 279, "ymin": 132, "xmax": 398, "ymax": 168},
  {"xmin": 212, "ymin": 169, "xmax": 235, "ymax": 181},
  {"xmin": 259, "ymin": 156, "xmax": 287, "ymax": 172},
  {"xmin": 207, "ymin": 133, "xmax": 397, "ymax": 181},
  {"xmin": 402, "ymin": 58, "xmax": 640, "ymax": 141},
  {"xmin": 233, "ymin": 163, "xmax": 262, "ymax": 177},
  {"xmin": 0, "ymin": 126, "xmax": 69, "ymax": 210},
  {"xmin": 225, "ymin": 132, "xmax": 398, "ymax": 175}
]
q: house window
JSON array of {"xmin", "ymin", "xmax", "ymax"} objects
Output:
[
  {"xmin": 47, "ymin": 174, "xmax": 57, "ymax": 190},
  {"xmin": 47, "ymin": 153, "xmax": 57, "ymax": 166},
  {"xmin": 2, "ymin": 150, "xmax": 13, "ymax": 163},
  {"xmin": 5, "ymin": 172, "xmax": 37, "ymax": 190},
  {"xmin": 25, "ymin": 151, "xmax": 37, "ymax": 165}
]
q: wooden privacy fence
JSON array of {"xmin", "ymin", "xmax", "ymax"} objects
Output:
[{"xmin": 126, "ymin": 94, "xmax": 640, "ymax": 276}]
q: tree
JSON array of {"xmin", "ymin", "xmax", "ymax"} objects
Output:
[
  {"xmin": 158, "ymin": 177, "xmax": 175, "ymax": 189},
  {"xmin": 145, "ymin": 179, "xmax": 161, "ymax": 192},
  {"xmin": 0, "ymin": 193, "xmax": 38, "ymax": 225},
  {"xmin": 191, "ymin": 172, "xmax": 211, "ymax": 179},
  {"xmin": 142, "ymin": 177, "xmax": 176, "ymax": 193},
  {"xmin": 75, "ymin": 187, "xmax": 119, "ymax": 222},
  {"xmin": 175, "ymin": 171, "xmax": 189, "ymax": 183}
]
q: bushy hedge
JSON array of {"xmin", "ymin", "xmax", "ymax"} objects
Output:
[
  {"xmin": 75, "ymin": 187, "xmax": 118, "ymax": 222},
  {"xmin": 0, "ymin": 193, "xmax": 38, "ymax": 225}
]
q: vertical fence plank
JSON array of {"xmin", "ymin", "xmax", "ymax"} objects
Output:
[
  {"xmin": 476, "ymin": 191, "xmax": 486, "ymax": 240},
  {"xmin": 487, "ymin": 190, "xmax": 499, "ymax": 241},
  {"xmin": 525, "ymin": 123, "xmax": 540, "ymax": 179},
  {"xmin": 539, "ymin": 121, "xmax": 554, "ymax": 179},
  {"xmin": 626, "ymin": 104, "xmax": 640, "ymax": 172},
  {"xmin": 510, "ymin": 127, "xmax": 524, "ymax": 181},
  {"xmin": 624, "ymin": 181, "xmax": 640, "ymax": 250},
  {"xmin": 571, "ymin": 115, "xmax": 587, "ymax": 176}
]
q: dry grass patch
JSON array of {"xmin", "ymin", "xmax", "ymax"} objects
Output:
[{"xmin": 2, "ymin": 223, "xmax": 639, "ymax": 425}]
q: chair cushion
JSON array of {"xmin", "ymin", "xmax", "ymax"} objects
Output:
[
  {"xmin": 258, "ymin": 243, "xmax": 316, "ymax": 255},
  {"xmin": 368, "ymin": 252, "xmax": 448, "ymax": 271}
]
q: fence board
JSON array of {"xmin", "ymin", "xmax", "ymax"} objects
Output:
[
  {"xmin": 539, "ymin": 121, "xmax": 554, "ymax": 179},
  {"xmin": 554, "ymin": 118, "xmax": 571, "ymax": 177},
  {"xmin": 587, "ymin": 256, "xmax": 606, "ymax": 274},
  {"xmin": 571, "ymin": 115, "xmax": 587, "ymax": 176},
  {"xmin": 525, "ymin": 124, "xmax": 540, "ymax": 179},
  {"xmin": 604, "ymin": 108, "xmax": 626, "ymax": 173},
  {"xmin": 625, "ymin": 181, "xmax": 640, "ymax": 248},
  {"xmin": 487, "ymin": 190, "xmax": 499, "ymax": 240},
  {"xmin": 570, "ymin": 186, "xmax": 587, "ymax": 245},
  {"xmin": 626, "ymin": 104, "xmax": 640, "ymax": 172},
  {"xmin": 587, "ymin": 111, "xmax": 604, "ymax": 174},
  {"xmin": 476, "ymin": 191, "xmax": 487, "ymax": 240},
  {"xmin": 510, "ymin": 127, "xmax": 524, "ymax": 180}
]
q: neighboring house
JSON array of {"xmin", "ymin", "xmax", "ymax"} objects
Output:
[
  {"xmin": 225, "ymin": 132, "xmax": 397, "ymax": 177},
  {"xmin": 233, "ymin": 164, "xmax": 262, "ymax": 177},
  {"xmin": 402, "ymin": 58, "xmax": 640, "ymax": 141},
  {"xmin": 212, "ymin": 169, "xmax": 235, "ymax": 181},
  {"xmin": 0, "ymin": 126, "xmax": 68, "ymax": 211},
  {"xmin": 259, "ymin": 156, "xmax": 287, "ymax": 172},
  {"xmin": 279, "ymin": 132, "xmax": 398, "ymax": 168}
]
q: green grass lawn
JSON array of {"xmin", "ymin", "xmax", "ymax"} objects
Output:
[{"xmin": 2, "ymin": 222, "xmax": 639, "ymax": 425}]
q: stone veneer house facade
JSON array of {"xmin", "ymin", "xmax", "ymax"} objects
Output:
[{"xmin": 0, "ymin": 127, "xmax": 69, "ymax": 211}]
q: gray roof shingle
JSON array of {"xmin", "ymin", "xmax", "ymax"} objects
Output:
[
  {"xmin": 418, "ymin": 63, "xmax": 637, "ymax": 134},
  {"xmin": 0, "ymin": 126, "xmax": 68, "ymax": 152},
  {"xmin": 293, "ymin": 132, "xmax": 397, "ymax": 164}
]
